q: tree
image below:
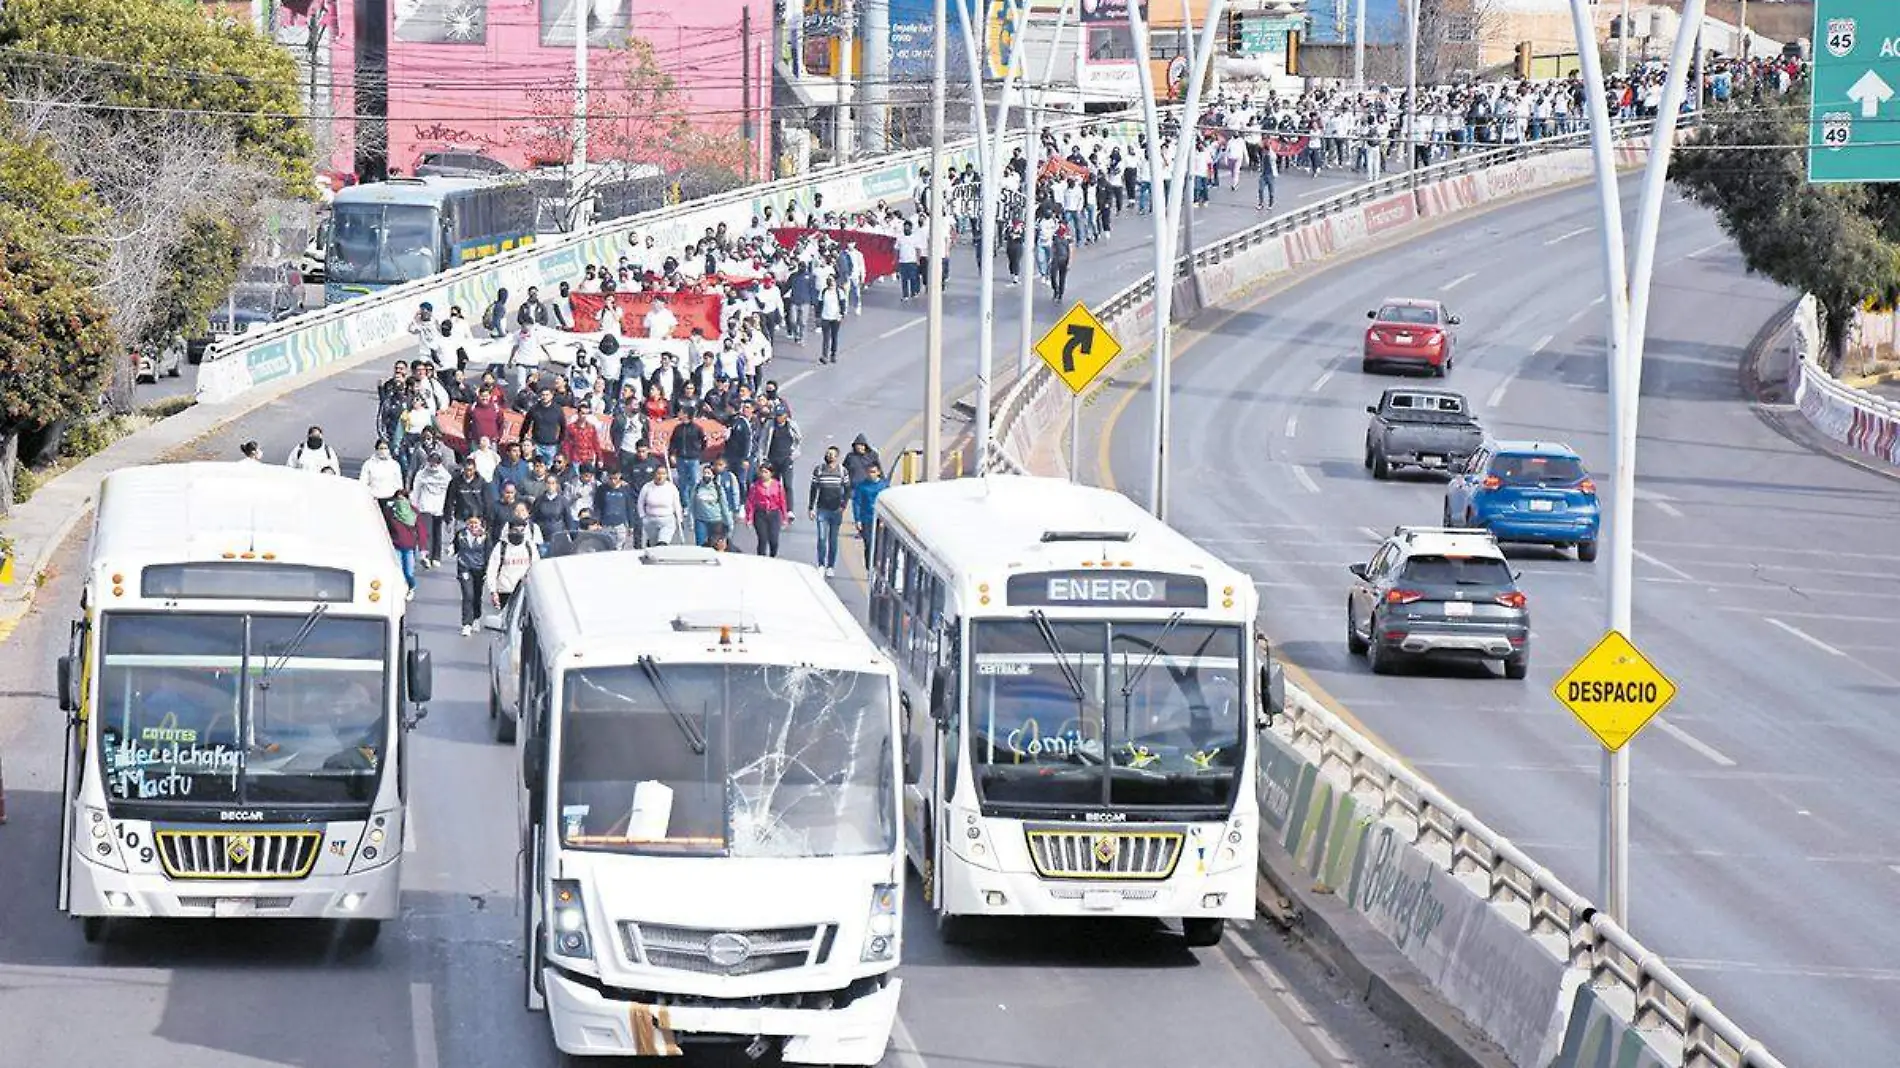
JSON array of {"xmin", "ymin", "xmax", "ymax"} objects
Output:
[{"xmin": 1671, "ymin": 95, "xmax": 1900, "ymax": 371}]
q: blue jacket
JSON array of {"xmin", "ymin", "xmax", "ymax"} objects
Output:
[{"xmin": 851, "ymin": 477, "xmax": 888, "ymax": 526}]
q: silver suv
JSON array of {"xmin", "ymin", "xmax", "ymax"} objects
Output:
[{"xmin": 1345, "ymin": 526, "xmax": 1531, "ymax": 678}]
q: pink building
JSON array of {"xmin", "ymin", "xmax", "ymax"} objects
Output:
[{"xmin": 299, "ymin": 0, "xmax": 771, "ymax": 180}]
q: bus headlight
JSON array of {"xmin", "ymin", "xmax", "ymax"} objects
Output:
[
  {"xmin": 549, "ymin": 880, "xmax": 593, "ymax": 961},
  {"xmin": 861, "ymin": 883, "xmax": 899, "ymax": 963},
  {"xmin": 1208, "ymin": 819, "xmax": 1249, "ymax": 873},
  {"xmin": 348, "ymin": 811, "xmax": 400, "ymax": 873},
  {"xmin": 84, "ymin": 808, "xmax": 126, "ymax": 872},
  {"xmin": 948, "ymin": 809, "xmax": 999, "ymax": 870}
]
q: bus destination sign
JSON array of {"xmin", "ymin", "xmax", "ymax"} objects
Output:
[{"xmin": 1006, "ymin": 571, "xmax": 1208, "ymax": 608}]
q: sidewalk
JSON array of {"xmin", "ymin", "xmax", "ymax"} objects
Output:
[{"xmin": 0, "ymin": 335, "xmax": 410, "ymax": 644}]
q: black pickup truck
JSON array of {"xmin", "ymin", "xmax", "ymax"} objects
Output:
[{"xmin": 1364, "ymin": 388, "xmax": 1483, "ymax": 479}]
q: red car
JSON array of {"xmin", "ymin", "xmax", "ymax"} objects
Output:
[{"xmin": 1363, "ymin": 298, "xmax": 1460, "ymax": 375}]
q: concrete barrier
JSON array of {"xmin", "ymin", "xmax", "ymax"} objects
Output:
[
  {"xmin": 1549, "ymin": 985, "xmax": 1678, "ymax": 1068},
  {"xmin": 198, "ymin": 111, "xmax": 1161, "ymax": 405},
  {"xmin": 1788, "ymin": 293, "xmax": 1900, "ymax": 469}
]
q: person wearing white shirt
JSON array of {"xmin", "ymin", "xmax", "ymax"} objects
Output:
[
  {"xmin": 637, "ymin": 467, "xmax": 685, "ymax": 546},
  {"xmin": 359, "ymin": 440, "xmax": 405, "ymax": 500},
  {"xmin": 645, "ymin": 298, "xmax": 678, "ymax": 341},
  {"xmin": 846, "ymin": 244, "xmax": 867, "ymax": 313}
]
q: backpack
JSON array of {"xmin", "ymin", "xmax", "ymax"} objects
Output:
[{"xmin": 292, "ymin": 443, "xmax": 339, "ymax": 474}]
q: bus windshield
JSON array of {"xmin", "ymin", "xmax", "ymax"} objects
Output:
[
  {"xmin": 96, "ymin": 612, "xmax": 389, "ymax": 806},
  {"xmin": 327, "ymin": 203, "xmax": 440, "ymax": 285},
  {"xmin": 556, "ymin": 663, "xmax": 894, "ymax": 859},
  {"xmin": 968, "ymin": 619, "xmax": 1245, "ymax": 811}
]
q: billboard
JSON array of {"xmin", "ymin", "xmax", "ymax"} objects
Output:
[
  {"xmin": 1304, "ymin": 0, "xmax": 1405, "ymax": 46},
  {"xmin": 889, "ymin": 0, "xmax": 970, "ymax": 81}
]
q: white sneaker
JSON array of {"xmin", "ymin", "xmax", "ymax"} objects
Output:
[
  {"xmin": 824, "ymin": 566, "xmax": 834, "ymax": 577},
  {"xmin": 460, "ymin": 624, "xmax": 472, "ymax": 637}
]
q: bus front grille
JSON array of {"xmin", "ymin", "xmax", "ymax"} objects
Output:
[
  {"xmin": 155, "ymin": 830, "xmax": 322, "ymax": 880},
  {"xmin": 1024, "ymin": 826, "xmax": 1186, "ymax": 880},
  {"xmin": 620, "ymin": 922, "xmax": 833, "ymax": 977}
]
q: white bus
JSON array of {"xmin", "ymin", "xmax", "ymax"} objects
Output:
[
  {"xmin": 495, "ymin": 546, "xmax": 903, "ymax": 1064},
  {"xmin": 54, "ymin": 463, "xmax": 432, "ymax": 946},
  {"xmin": 870, "ymin": 475, "xmax": 1271, "ymax": 946}
]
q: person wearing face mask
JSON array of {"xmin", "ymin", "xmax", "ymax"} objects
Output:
[
  {"xmin": 288, "ymin": 425, "xmax": 340, "ymax": 474},
  {"xmin": 452, "ymin": 516, "xmax": 490, "ymax": 636},
  {"xmin": 410, "ymin": 450, "xmax": 454, "ymax": 567},
  {"xmin": 358, "ymin": 439, "xmax": 405, "ymax": 500},
  {"xmin": 485, "ymin": 521, "xmax": 539, "ymax": 612}
]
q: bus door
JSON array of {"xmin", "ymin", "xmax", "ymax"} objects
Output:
[
  {"xmin": 54, "ymin": 617, "xmax": 90, "ymax": 912},
  {"xmin": 926, "ymin": 617, "xmax": 960, "ymax": 909}
]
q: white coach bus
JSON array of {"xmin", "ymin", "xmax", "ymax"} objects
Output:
[
  {"xmin": 54, "ymin": 463, "xmax": 432, "ymax": 946},
  {"xmin": 494, "ymin": 546, "xmax": 903, "ymax": 1064},
  {"xmin": 870, "ymin": 475, "xmax": 1270, "ymax": 946}
]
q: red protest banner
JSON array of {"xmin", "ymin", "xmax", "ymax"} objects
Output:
[
  {"xmin": 569, "ymin": 291, "xmax": 726, "ymax": 338},
  {"xmin": 647, "ymin": 417, "xmax": 734, "ymax": 462},
  {"xmin": 768, "ymin": 228, "xmax": 899, "ymax": 283}
]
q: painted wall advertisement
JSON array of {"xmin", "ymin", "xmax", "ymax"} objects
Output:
[{"xmin": 888, "ymin": 0, "xmax": 969, "ymax": 81}]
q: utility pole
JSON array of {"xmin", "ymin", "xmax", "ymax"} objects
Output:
[
  {"xmin": 924, "ymin": 0, "xmax": 946, "ymax": 479},
  {"xmin": 1739, "ymin": 0, "xmax": 1749, "ymax": 62},
  {"xmin": 835, "ymin": 1, "xmax": 855, "ymax": 162},
  {"xmin": 742, "ymin": 8, "xmax": 754, "ymax": 183},
  {"xmin": 1563, "ymin": 0, "xmax": 1706, "ymax": 930},
  {"xmin": 1017, "ymin": 0, "xmax": 1077, "ymax": 376},
  {"xmin": 861, "ymin": 0, "xmax": 891, "ymax": 154},
  {"xmin": 1404, "ymin": 0, "xmax": 1419, "ymax": 173},
  {"xmin": 1353, "ymin": 0, "xmax": 1367, "ymax": 95},
  {"xmin": 573, "ymin": 0, "xmax": 590, "ymax": 227}
]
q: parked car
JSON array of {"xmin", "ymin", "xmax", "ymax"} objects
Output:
[
  {"xmin": 187, "ymin": 264, "xmax": 306, "ymax": 363},
  {"xmin": 485, "ymin": 591, "xmax": 523, "ymax": 744},
  {"xmin": 1345, "ymin": 526, "xmax": 1531, "ymax": 678},
  {"xmin": 1443, "ymin": 440, "xmax": 1600, "ymax": 561},
  {"xmin": 1365, "ymin": 387, "xmax": 1484, "ymax": 479},
  {"xmin": 132, "ymin": 338, "xmax": 184, "ymax": 383},
  {"xmin": 1363, "ymin": 298, "xmax": 1459, "ymax": 375}
]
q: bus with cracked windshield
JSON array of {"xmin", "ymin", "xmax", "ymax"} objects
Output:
[
  {"xmin": 53, "ymin": 463, "xmax": 432, "ymax": 947},
  {"xmin": 323, "ymin": 174, "xmax": 536, "ymax": 304},
  {"xmin": 492, "ymin": 546, "xmax": 903, "ymax": 1064},
  {"xmin": 870, "ymin": 475, "xmax": 1268, "ymax": 947}
]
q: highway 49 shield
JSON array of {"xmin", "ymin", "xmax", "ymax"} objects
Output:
[
  {"xmin": 1823, "ymin": 112, "xmax": 1854, "ymax": 150},
  {"xmin": 1826, "ymin": 18, "xmax": 1856, "ymax": 59}
]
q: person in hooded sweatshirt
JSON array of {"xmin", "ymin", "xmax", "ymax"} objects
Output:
[
  {"xmin": 359, "ymin": 439, "xmax": 405, "ymax": 501},
  {"xmin": 689, "ymin": 465, "xmax": 736, "ymax": 547},
  {"xmin": 841, "ymin": 433, "xmax": 882, "ymax": 490},
  {"xmin": 453, "ymin": 516, "xmax": 490, "ymax": 636},
  {"xmin": 485, "ymin": 520, "xmax": 539, "ymax": 612},
  {"xmin": 410, "ymin": 450, "xmax": 454, "ymax": 567}
]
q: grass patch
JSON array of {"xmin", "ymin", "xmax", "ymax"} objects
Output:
[{"xmin": 141, "ymin": 395, "xmax": 197, "ymax": 420}]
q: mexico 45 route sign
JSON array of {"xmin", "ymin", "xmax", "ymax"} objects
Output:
[
  {"xmin": 1035, "ymin": 302, "xmax": 1123, "ymax": 394},
  {"xmin": 1809, "ymin": 0, "xmax": 1900, "ymax": 183},
  {"xmin": 1553, "ymin": 630, "xmax": 1678, "ymax": 752}
]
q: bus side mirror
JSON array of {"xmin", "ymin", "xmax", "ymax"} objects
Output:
[
  {"xmin": 1257, "ymin": 662, "xmax": 1285, "ymax": 729},
  {"xmin": 1347, "ymin": 562, "xmax": 1369, "ymax": 580},
  {"xmin": 405, "ymin": 646, "xmax": 434, "ymax": 706},
  {"xmin": 523, "ymin": 741, "xmax": 547, "ymax": 795},
  {"xmin": 57, "ymin": 655, "xmax": 79, "ymax": 712}
]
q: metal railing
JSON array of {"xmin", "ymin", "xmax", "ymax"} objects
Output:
[{"xmin": 986, "ymin": 118, "xmax": 1789, "ymax": 1068}]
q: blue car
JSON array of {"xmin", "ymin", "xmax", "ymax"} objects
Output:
[{"xmin": 1442, "ymin": 440, "xmax": 1600, "ymax": 560}]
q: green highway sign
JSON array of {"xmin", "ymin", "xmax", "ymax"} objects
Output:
[{"xmin": 1809, "ymin": 0, "xmax": 1900, "ymax": 182}]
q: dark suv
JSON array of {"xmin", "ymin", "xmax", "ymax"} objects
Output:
[{"xmin": 1346, "ymin": 526, "xmax": 1531, "ymax": 678}]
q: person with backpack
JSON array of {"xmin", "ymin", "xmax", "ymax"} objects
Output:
[
  {"xmin": 287, "ymin": 425, "xmax": 341, "ymax": 474},
  {"xmin": 1048, "ymin": 223, "xmax": 1073, "ymax": 304}
]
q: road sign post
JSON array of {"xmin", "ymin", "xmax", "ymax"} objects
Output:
[
  {"xmin": 1034, "ymin": 302, "xmax": 1123, "ymax": 482},
  {"xmin": 1808, "ymin": 0, "xmax": 1900, "ymax": 183}
]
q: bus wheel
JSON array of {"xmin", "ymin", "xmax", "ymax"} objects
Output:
[
  {"xmin": 1182, "ymin": 918, "xmax": 1224, "ymax": 947},
  {"xmin": 81, "ymin": 916, "xmax": 109, "ymax": 944},
  {"xmin": 341, "ymin": 919, "xmax": 382, "ymax": 950}
]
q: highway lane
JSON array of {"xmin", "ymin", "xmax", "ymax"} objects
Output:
[
  {"xmin": 1093, "ymin": 176, "xmax": 1900, "ymax": 1066},
  {"xmin": 0, "ymin": 165, "xmax": 1438, "ymax": 1068}
]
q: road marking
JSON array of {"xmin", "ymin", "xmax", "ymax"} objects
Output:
[
  {"xmin": 410, "ymin": 983, "xmax": 441, "ymax": 1068},
  {"xmin": 1309, "ymin": 369, "xmax": 1335, "ymax": 392},
  {"xmin": 1654, "ymin": 717, "xmax": 1737, "ymax": 767},
  {"xmin": 780, "ymin": 368, "xmax": 820, "ymax": 391},
  {"xmin": 1889, "ymin": 865, "xmax": 1900, "ymax": 878},
  {"xmin": 1529, "ymin": 333, "xmax": 1554, "ymax": 356},
  {"xmin": 890, "ymin": 1015, "xmax": 931, "ymax": 1068},
  {"xmin": 1685, "ymin": 241, "xmax": 1726, "ymax": 259},
  {"xmin": 1764, "ymin": 617, "xmax": 1848, "ymax": 658},
  {"xmin": 1634, "ymin": 488, "xmax": 1685, "ymax": 518},
  {"xmin": 1291, "ymin": 465, "xmax": 1320, "ymax": 494},
  {"xmin": 1545, "ymin": 226, "xmax": 1591, "ymax": 246},
  {"xmin": 1667, "ymin": 958, "xmax": 1900, "ymax": 982},
  {"xmin": 1487, "ymin": 374, "xmax": 1515, "ymax": 409},
  {"xmin": 1283, "ymin": 414, "xmax": 1299, "ymax": 438},
  {"xmin": 1359, "ymin": 526, "xmax": 1383, "ymax": 542},
  {"xmin": 1566, "ymin": 305, "xmax": 1593, "ymax": 325},
  {"xmin": 1588, "ymin": 294, "xmax": 1605, "ymax": 306},
  {"xmin": 878, "ymin": 317, "xmax": 926, "ymax": 340},
  {"xmin": 1632, "ymin": 548, "xmax": 1694, "ymax": 581},
  {"xmin": 1222, "ymin": 931, "xmax": 1356, "ymax": 1065},
  {"xmin": 1441, "ymin": 271, "xmax": 1477, "ymax": 292}
]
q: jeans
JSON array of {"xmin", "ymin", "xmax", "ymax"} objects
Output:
[
  {"xmin": 675, "ymin": 460, "xmax": 701, "ymax": 504},
  {"xmin": 425, "ymin": 513, "xmax": 448, "ymax": 561},
  {"xmin": 457, "ymin": 569, "xmax": 485, "ymax": 625},
  {"xmin": 533, "ymin": 443, "xmax": 559, "ymax": 466},
  {"xmin": 1137, "ymin": 181, "xmax": 1151, "ymax": 213},
  {"xmin": 1258, "ymin": 169, "xmax": 1275, "ymax": 208},
  {"xmin": 1035, "ymin": 242, "xmax": 1051, "ymax": 278},
  {"xmin": 786, "ymin": 303, "xmax": 807, "ymax": 342},
  {"xmin": 1065, "ymin": 209, "xmax": 1084, "ymax": 241},
  {"xmin": 694, "ymin": 517, "xmax": 722, "ymax": 546},
  {"xmin": 1049, "ymin": 260, "xmax": 1069, "ymax": 303},
  {"xmin": 859, "ymin": 520, "xmax": 875, "ymax": 568},
  {"xmin": 898, "ymin": 262, "xmax": 920, "ymax": 299},
  {"xmin": 820, "ymin": 319, "xmax": 841, "ymax": 362},
  {"xmin": 814, "ymin": 509, "xmax": 843, "ymax": 568},
  {"xmin": 752, "ymin": 510, "xmax": 782, "ymax": 556},
  {"xmin": 603, "ymin": 523, "xmax": 630, "ymax": 549},
  {"xmin": 396, "ymin": 548, "xmax": 417, "ymax": 589}
]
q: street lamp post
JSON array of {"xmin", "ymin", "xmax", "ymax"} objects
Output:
[
  {"xmin": 1404, "ymin": 0, "xmax": 1420, "ymax": 173},
  {"xmin": 1017, "ymin": 0, "xmax": 1078, "ymax": 377},
  {"xmin": 572, "ymin": 0, "xmax": 590, "ymax": 227},
  {"xmin": 924, "ymin": 0, "xmax": 947, "ymax": 480}
]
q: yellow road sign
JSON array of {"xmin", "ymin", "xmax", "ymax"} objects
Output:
[
  {"xmin": 1034, "ymin": 302, "xmax": 1122, "ymax": 395},
  {"xmin": 1552, "ymin": 630, "xmax": 1677, "ymax": 751}
]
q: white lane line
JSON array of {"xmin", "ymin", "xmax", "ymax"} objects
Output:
[
  {"xmin": 1890, "ymin": 865, "xmax": 1900, "ymax": 878},
  {"xmin": 1635, "ymin": 488, "xmax": 1686, "ymax": 518},
  {"xmin": 1441, "ymin": 271, "xmax": 1477, "ymax": 292},
  {"xmin": 1487, "ymin": 374, "xmax": 1515, "ymax": 409},
  {"xmin": 1654, "ymin": 717, "xmax": 1737, "ymax": 768},
  {"xmin": 1309, "ymin": 369, "xmax": 1335, "ymax": 392},
  {"xmin": 1291, "ymin": 466, "xmax": 1321, "ymax": 494},
  {"xmin": 1764, "ymin": 617, "xmax": 1849, "ymax": 658},
  {"xmin": 780, "ymin": 368, "xmax": 820, "ymax": 391},
  {"xmin": 1566, "ymin": 305, "xmax": 1593, "ymax": 325},
  {"xmin": 1296, "ymin": 187, "xmax": 1336, "ymax": 201},
  {"xmin": 1545, "ymin": 226, "xmax": 1592, "ymax": 246},
  {"xmin": 410, "ymin": 983, "xmax": 441, "ymax": 1068},
  {"xmin": 1222, "ymin": 931, "xmax": 1356, "ymax": 1065},
  {"xmin": 1588, "ymin": 294, "xmax": 1605, "ymax": 307},
  {"xmin": 1359, "ymin": 526, "xmax": 1383, "ymax": 542},
  {"xmin": 890, "ymin": 1015, "xmax": 931, "ymax": 1068},
  {"xmin": 1685, "ymin": 241, "xmax": 1726, "ymax": 259},
  {"xmin": 1284, "ymin": 414, "xmax": 1299, "ymax": 438},
  {"xmin": 1529, "ymin": 334, "xmax": 1554, "ymax": 355},
  {"xmin": 1632, "ymin": 548, "xmax": 1695, "ymax": 582},
  {"xmin": 877, "ymin": 317, "xmax": 926, "ymax": 340}
]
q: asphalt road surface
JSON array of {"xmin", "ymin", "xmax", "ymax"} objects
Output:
[
  {"xmin": 0, "ymin": 167, "xmax": 1442, "ymax": 1068},
  {"xmin": 1092, "ymin": 176, "xmax": 1900, "ymax": 1067}
]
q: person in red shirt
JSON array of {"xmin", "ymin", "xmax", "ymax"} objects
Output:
[
  {"xmin": 642, "ymin": 384, "xmax": 670, "ymax": 423},
  {"xmin": 562, "ymin": 400, "xmax": 603, "ymax": 469},
  {"xmin": 468, "ymin": 387, "xmax": 505, "ymax": 448},
  {"xmin": 743, "ymin": 463, "xmax": 790, "ymax": 557}
]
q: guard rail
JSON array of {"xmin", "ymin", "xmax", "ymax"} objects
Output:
[
  {"xmin": 985, "ymin": 119, "xmax": 1791, "ymax": 1068},
  {"xmin": 1787, "ymin": 299, "xmax": 1900, "ymax": 467}
]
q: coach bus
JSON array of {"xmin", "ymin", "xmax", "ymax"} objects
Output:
[
  {"xmin": 869, "ymin": 475, "xmax": 1266, "ymax": 947},
  {"xmin": 324, "ymin": 175, "xmax": 536, "ymax": 304},
  {"xmin": 54, "ymin": 463, "xmax": 432, "ymax": 947},
  {"xmin": 493, "ymin": 546, "xmax": 903, "ymax": 1063}
]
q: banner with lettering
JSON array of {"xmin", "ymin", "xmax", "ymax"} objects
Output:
[
  {"xmin": 1039, "ymin": 157, "xmax": 1092, "ymax": 183},
  {"xmin": 767, "ymin": 228, "xmax": 900, "ymax": 283},
  {"xmin": 646, "ymin": 416, "xmax": 734, "ymax": 462},
  {"xmin": 569, "ymin": 291, "xmax": 725, "ymax": 338}
]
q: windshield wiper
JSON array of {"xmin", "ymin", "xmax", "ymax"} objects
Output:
[
  {"xmin": 639, "ymin": 655, "xmax": 706, "ymax": 755},
  {"xmin": 1030, "ymin": 610, "xmax": 1087, "ymax": 702},
  {"xmin": 257, "ymin": 603, "xmax": 328, "ymax": 692},
  {"xmin": 1120, "ymin": 611, "xmax": 1185, "ymax": 696}
]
